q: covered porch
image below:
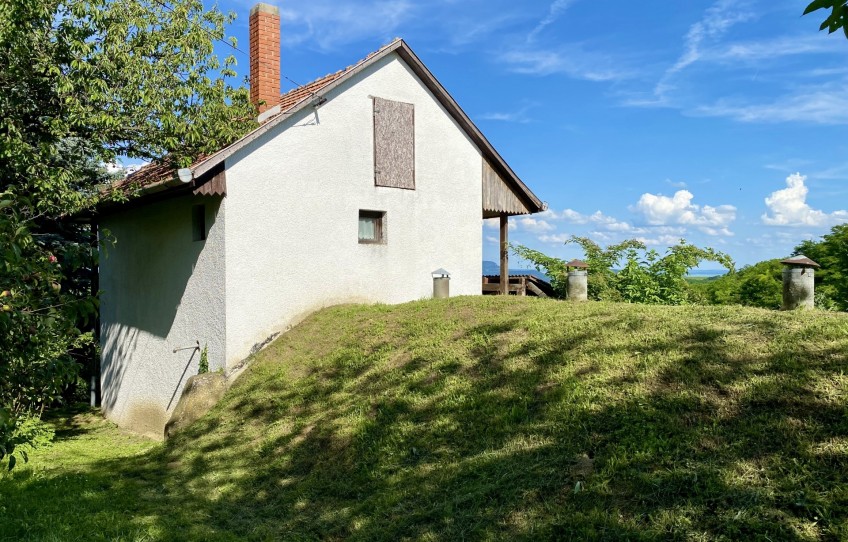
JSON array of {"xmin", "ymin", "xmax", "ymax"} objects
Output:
[{"xmin": 482, "ymin": 159, "xmax": 545, "ymax": 295}]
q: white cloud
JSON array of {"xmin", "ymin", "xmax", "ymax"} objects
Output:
[
  {"xmin": 538, "ymin": 233, "xmax": 571, "ymax": 244},
  {"xmin": 537, "ymin": 209, "xmax": 560, "ymax": 221},
  {"xmin": 103, "ymin": 160, "xmax": 150, "ymax": 177},
  {"xmin": 586, "ymin": 231, "xmax": 679, "ymax": 247},
  {"xmin": 625, "ymin": 1, "xmax": 847, "ymax": 117},
  {"xmin": 103, "ymin": 162, "xmax": 123, "ymax": 174},
  {"xmin": 700, "ymin": 226, "xmax": 734, "ymax": 237},
  {"xmin": 801, "ymin": 66, "xmax": 848, "ymax": 78},
  {"xmin": 587, "ymin": 231, "xmax": 613, "ymax": 242},
  {"xmin": 555, "ymin": 208, "xmax": 590, "ymax": 223},
  {"xmin": 587, "ymin": 211, "xmax": 632, "ymax": 231},
  {"xmin": 545, "ymin": 208, "xmax": 631, "ymax": 230},
  {"xmin": 518, "ymin": 217, "xmax": 555, "ymax": 233},
  {"xmin": 630, "ymin": 0, "xmax": 753, "ymax": 107},
  {"xmin": 527, "ymin": 0, "xmax": 578, "ymax": 42},
  {"xmin": 483, "ymin": 217, "xmax": 517, "ymax": 230},
  {"xmin": 633, "ymin": 190, "xmax": 736, "ymax": 235},
  {"xmin": 441, "ymin": 12, "xmax": 523, "ymax": 48},
  {"xmin": 478, "ymin": 103, "xmax": 537, "ymax": 124},
  {"xmin": 714, "ymin": 35, "xmax": 842, "ymax": 63},
  {"xmin": 546, "ymin": 206, "xmax": 696, "ymax": 243},
  {"xmin": 669, "ymin": 0, "xmax": 753, "ymax": 75},
  {"xmin": 539, "ymin": 209, "xmax": 622, "ymax": 224},
  {"xmin": 762, "ymin": 172, "xmax": 848, "ymax": 227},
  {"xmin": 693, "ymin": 85, "xmax": 848, "ymax": 125},
  {"xmin": 485, "ymin": 235, "xmax": 500, "ymax": 244},
  {"xmin": 633, "ymin": 235, "xmax": 682, "ymax": 247},
  {"xmin": 812, "ymin": 161, "xmax": 848, "ymax": 181},
  {"xmin": 478, "ymin": 111, "xmax": 529, "ymax": 123},
  {"xmin": 764, "ymin": 158, "xmax": 814, "ymax": 173},
  {"xmin": 278, "ymin": 1, "xmax": 413, "ymax": 50},
  {"xmin": 499, "ymin": 46, "xmax": 631, "ymax": 81}
]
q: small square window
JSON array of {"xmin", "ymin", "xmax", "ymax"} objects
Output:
[
  {"xmin": 192, "ymin": 204, "xmax": 206, "ymax": 242},
  {"xmin": 358, "ymin": 210, "xmax": 385, "ymax": 244}
]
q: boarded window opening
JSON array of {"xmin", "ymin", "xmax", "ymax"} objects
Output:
[
  {"xmin": 358, "ymin": 210, "xmax": 386, "ymax": 244},
  {"xmin": 374, "ymin": 97, "xmax": 415, "ymax": 189},
  {"xmin": 192, "ymin": 204, "xmax": 206, "ymax": 242}
]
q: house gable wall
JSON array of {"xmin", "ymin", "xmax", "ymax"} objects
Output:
[
  {"xmin": 223, "ymin": 52, "xmax": 483, "ymax": 364},
  {"xmin": 98, "ymin": 195, "xmax": 226, "ymax": 438}
]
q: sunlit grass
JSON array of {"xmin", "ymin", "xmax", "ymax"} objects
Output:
[{"xmin": 2, "ymin": 297, "xmax": 848, "ymax": 540}]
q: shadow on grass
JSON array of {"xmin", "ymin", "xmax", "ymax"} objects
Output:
[{"xmin": 3, "ymin": 300, "xmax": 848, "ymax": 541}]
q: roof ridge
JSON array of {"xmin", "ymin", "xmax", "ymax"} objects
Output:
[{"xmin": 276, "ymin": 38, "xmax": 403, "ymax": 114}]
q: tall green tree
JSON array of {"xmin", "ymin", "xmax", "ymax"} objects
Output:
[
  {"xmin": 695, "ymin": 259, "xmax": 784, "ymax": 310},
  {"xmin": 794, "ymin": 224, "xmax": 848, "ymax": 310},
  {"xmin": 0, "ymin": 0, "xmax": 257, "ymax": 468}
]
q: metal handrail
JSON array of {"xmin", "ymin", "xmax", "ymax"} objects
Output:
[{"xmin": 173, "ymin": 340, "xmax": 200, "ymax": 354}]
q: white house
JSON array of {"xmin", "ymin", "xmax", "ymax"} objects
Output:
[{"xmin": 95, "ymin": 3, "xmax": 544, "ymax": 437}]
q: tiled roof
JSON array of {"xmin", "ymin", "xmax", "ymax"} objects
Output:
[
  {"xmin": 100, "ymin": 38, "xmax": 543, "ymax": 216},
  {"xmin": 278, "ymin": 71, "xmax": 342, "ymax": 112},
  {"xmin": 106, "ymin": 158, "xmax": 179, "ymax": 194},
  {"xmin": 275, "ymin": 39, "xmax": 398, "ymax": 114},
  {"xmin": 110, "ymin": 40, "xmax": 401, "ymax": 196}
]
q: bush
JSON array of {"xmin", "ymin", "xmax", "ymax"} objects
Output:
[
  {"xmin": 795, "ymin": 224, "xmax": 848, "ymax": 311},
  {"xmin": 513, "ymin": 237, "xmax": 734, "ymax": 305},
  {"xmin": 0, "ymin": 414, "xmax": 55, "ymax": 470}
]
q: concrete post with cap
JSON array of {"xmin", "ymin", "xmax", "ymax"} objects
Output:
[
  {"xmin": 565, "ymin": 259, "xmax": 589, "ymax": 302},
  {"xmin": 780, "ymin": 254, "xmax": 819, "ymax": 310}
]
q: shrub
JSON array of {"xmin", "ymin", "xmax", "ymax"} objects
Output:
[{"xmin": 513, "ymin": 237, "xmax": 734, "ymax": 305}]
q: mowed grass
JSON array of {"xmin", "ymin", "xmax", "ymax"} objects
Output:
[{"xmin": 3, "ymin": 297, "xmax": 848, "ymax": 541}]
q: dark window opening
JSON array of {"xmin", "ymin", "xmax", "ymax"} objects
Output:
[{"xmin": 192, "ymin": 204, "xmax": 206, "ymax": 242}]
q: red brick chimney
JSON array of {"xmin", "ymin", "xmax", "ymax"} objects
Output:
[{"xmin": 249, "ymin": 3, "xmax": 280, "ymax": 113}]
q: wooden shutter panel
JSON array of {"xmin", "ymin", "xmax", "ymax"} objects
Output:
[{"xmin": 374, "ymin": 97, "xmax": 415, "ymax": 189}]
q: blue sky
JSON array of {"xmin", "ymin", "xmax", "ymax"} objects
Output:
[{"xmin": 212, "ymin": 0, "xmax": 848, "ymax": 267}]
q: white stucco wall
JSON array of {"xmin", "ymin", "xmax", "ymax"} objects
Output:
[
  {"xmin": 98, "ymin": 195, "xmax": 226, "ymax": 438},
  {"xmin": 224, "ymin": 52, "xmax": 483, "ymax": 363}
]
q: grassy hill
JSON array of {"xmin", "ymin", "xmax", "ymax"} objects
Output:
[{"xmin": 3, "ymin": 297, "xmax": 848, "ymax": 540}]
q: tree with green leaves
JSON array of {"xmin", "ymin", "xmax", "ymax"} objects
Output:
[
  {"xmin": 1, "ymin": 0, "xmax": 257, "ymax": 468},
  {"xmin": 694, "ymin": 259, "xmax": 784, "ymax": 310},
  {"xmin": 804, "ymin": 1, "xmax": 848, "ymax": 39},
  {"xmin": 794, "ymin": 224, "xmax": 848, "ymax": 310},
  {"xmin": 513, "ymin": 237, "xmax": 734, "ymax": 305}
]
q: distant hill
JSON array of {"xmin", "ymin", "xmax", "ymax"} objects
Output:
[
  {"xmin": 686, "ymin": 269, "xmax": 728, "ymax": 278},
  {"xmin": 482, "ymin": 260, "xmax": 549, "ymax": 281}
]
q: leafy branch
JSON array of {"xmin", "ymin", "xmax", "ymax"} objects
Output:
[
  {"xmin": 804, "ymin": 0, "xmax": 848, "ymax": 39},
  {"xmin": 512, "ymin": 236, "xmax": 734, "ymax": 305}
]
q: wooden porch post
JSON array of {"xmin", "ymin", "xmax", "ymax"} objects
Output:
[{"xmin": 500, "ymin": 214, "xmax": 508, "ymax": 295}]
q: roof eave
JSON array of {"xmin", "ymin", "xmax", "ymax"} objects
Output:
[{"xmin": 393, "ymin": 42, "xmax": 544, "ymax": 214}]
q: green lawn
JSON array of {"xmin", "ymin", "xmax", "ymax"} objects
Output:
[{"xmin": 3, "ymin": 297, "xmax": 848, "ymax": 541}]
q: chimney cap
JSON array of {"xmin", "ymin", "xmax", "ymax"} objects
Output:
[
  {"xmin": 250, "ymin": 3, "xmax": 279, "ymax": 16},
  {"xmin": 780, "ymin": 254, "xmax": 820, "ymax": 268}
]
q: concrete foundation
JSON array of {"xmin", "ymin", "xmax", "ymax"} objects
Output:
[
  {"xmin": 782, "ymin": 267, "xmax": 815, "ymax": 310},
  {"xmin": 567, "ymin": 270, "xmax": 588, "ymax": 302}
]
